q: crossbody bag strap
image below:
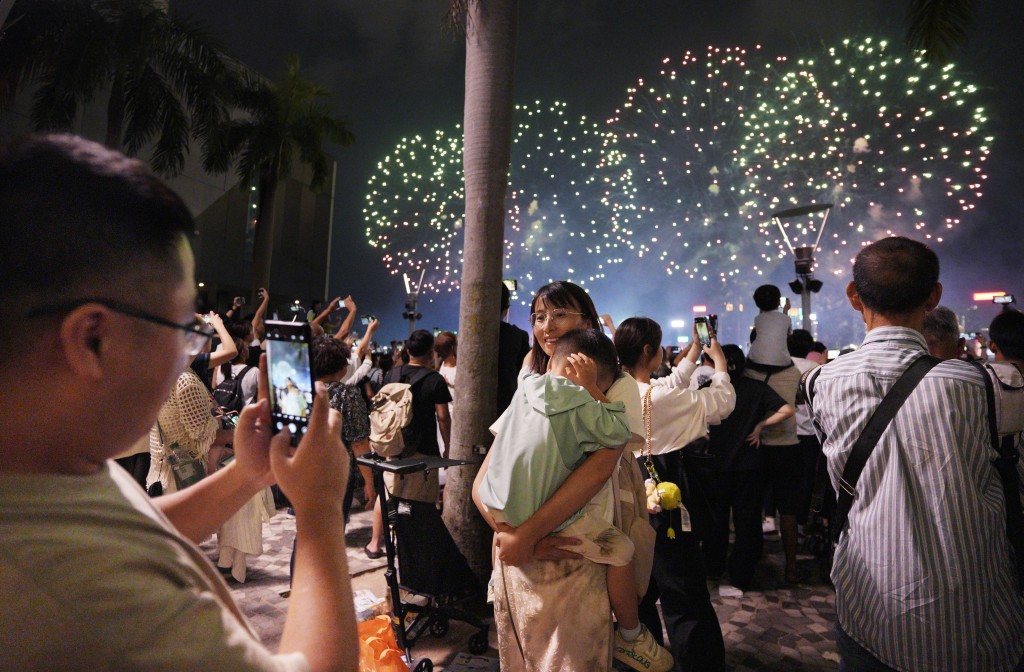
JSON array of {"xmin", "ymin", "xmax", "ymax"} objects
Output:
[
  {"xmin": 832, "ymin": 353, "xmax": 940, "ymax": 543},
  {"xmin": 970, "ymin": 361, "xmax": 1024, "ymax": 591}
]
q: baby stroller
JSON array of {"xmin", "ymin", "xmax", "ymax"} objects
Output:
[{"xmin": 357, "ymin": 454, "xmax": 490, "ymax": 672}]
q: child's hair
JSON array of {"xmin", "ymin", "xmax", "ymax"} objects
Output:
[
  {"xmin": 753, "ymin": 284, "xmax": 782, "ymax": 311},
  {"xmin": 990, "ymin": 309, "xmax": 1024, "ymax": 360},
  {"xmin": 552, "ymin": 329, "xmax": 620, "ymax": 390},
  {"xmin": 721, "ymin": 344, "xmax": 746, "ymax": 375}
]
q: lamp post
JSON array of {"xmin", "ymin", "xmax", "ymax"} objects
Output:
[
  {"xmin": 401, "ymin": 269, "xmax": 426, "ymax": 336},
  {"xmin": 768, "ymin": 203, "xmax": 832, "ymax": 333}
]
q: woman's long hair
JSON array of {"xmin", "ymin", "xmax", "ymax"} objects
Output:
[
  {"xmin": 528, "ymin": 281, "xmax": 600, "ymax": 375},
  {"xmin": 613, "ymin": 317, "xmax": 663, "ymax": 372}
]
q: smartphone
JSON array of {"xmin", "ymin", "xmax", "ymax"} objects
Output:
[
  {"xmin": 707, "ymin": 313, "xmax": 719, "ymax": 334},
  {"xmin": 361, "ymin": 314, "xmax": 375, "ymax": 325},
  {"xmin": 502, "ymin": 279, "xmax": 518, "ymax": 291},
  {"xmin": 694, "ymin": 317, "xmax": 712, "ymax": 348},
  {"xmin": 264, "ymin": 320, "xmax": 316, "ymax": 444}
]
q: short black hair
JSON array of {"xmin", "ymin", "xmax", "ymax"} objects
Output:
[
  {"xmin": 853, "ymin": 237, "xmax": 939, "ymax": 314},
  {"xmin": 721, "ymin": 344, "xmax": 746, "ymax": 376},
  {"xmin": 501, "ymin": 283, "xmax": 511, "ymax": 312},
  {"xmin": 312, "ymin": 335, "xmax": 351, "ymax": 379},
  {"xmin": 788, "ymin": 329, "xmax": 814, "ymax": 358},
  {"xmin": 552, "ymin": 329, "xmax": 619, "ymax": 388},
  {"xmin": 989, "ymin": 309, "xmax": 1024, "ymax": 361},
  {"xmin": 0, "ymin": 135, "xmax": 194, "ymax": 315},
  {"xmin": 810, "ymin": 341, "xmax": 828, "ymax": 354},
  {"xmin": 613, "ymin": 317, "xmax": 662, "ymax": 370},
  {"xmin": 406, "ymin": 329, "xmax": 435, "ymax": 359},
  {"xmin": 753, "ymin": 285, "xmax": 782, "ymax": 311}
]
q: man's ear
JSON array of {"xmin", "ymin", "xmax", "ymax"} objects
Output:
[
  {"xmin": 924, "ymin": 282, "xmax": 943, "ymax": 312},
  {"xmin": 59, "ymin": 306, "xmax": 108, "ymax": 381},
  {"xmin": 846, "ymin": 281, "xmax": 864, "ymax": 312},
  {"xmin": 989, "ymin": 340, "xmax": 1000, "ymax": 356}
]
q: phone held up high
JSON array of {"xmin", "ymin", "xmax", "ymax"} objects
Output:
[
  {"xmin": 264, "ymin": 320, "xmax": 316, "ymax": 445},
  {"xmin": 694, "ymin": 316, "xmax": 713, "ymax": 348}
]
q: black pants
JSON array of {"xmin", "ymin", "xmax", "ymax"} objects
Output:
[
  {"xmin": 639, "ymin": 451, "xmax": 725, "ymax": 672},
  {"xmin": 703, "ymin": 470, "xmax": 764, "ymax": 590}
]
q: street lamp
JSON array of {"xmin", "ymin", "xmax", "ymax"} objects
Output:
[
  {"xmin": 401, "ymin": 269, "xmax": 426, "ymax": 335},
  {"xmin": 769, "ymin": 203, "xmax": 832, "ymax": 332}
]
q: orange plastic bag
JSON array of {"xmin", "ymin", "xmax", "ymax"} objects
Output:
[{"xmin": 358, "ymin": 615, "xmax": 410, "ymax": 672}]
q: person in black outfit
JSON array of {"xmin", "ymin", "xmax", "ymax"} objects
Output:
[
  {"xmin": 704, "ymin": 345, "xmax": 794, "ymax": 591},
  {"xmin": 364, "ymin": 330, "xmax": 452, "ymax": 558},
  {"xmin": 496, "ymin": 283, "xmax": 531, "ymax": 417}
]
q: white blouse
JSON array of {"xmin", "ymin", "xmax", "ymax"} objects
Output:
[{"xmin": 636, "ymin": 359, "xmax": 736, "ymax": 456}]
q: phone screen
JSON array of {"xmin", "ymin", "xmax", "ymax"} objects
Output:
[
  {"xmin": 361, "ymin": 314, "xmax": 373, "ymax": 325},
  {"xmin": 264, "ymin": 320, "xmax": 316, "ymax": 443},
  {"xmin": 694, "ymin": 317, "xmax": 712, "ymax": 347}
]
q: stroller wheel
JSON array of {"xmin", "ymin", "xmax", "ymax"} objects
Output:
[
  {"xmin": 469, "ymin": 630, "xmax": 489, "ymax": 655},
  {"xmin": 412, "ymin": 658, "xmax": 433, "ymax": 672},
  {"xmin": 429, "ymin": 617, "xmax": 449, "ymax": 638}
]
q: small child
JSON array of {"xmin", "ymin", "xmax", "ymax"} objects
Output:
[
  {"xmin": 478, "ymin": 329, "xmax": 672, "ymax": 672},
  {"xmin": 747, "ymin": 284, "xmax": 795, "ymax": 374}
]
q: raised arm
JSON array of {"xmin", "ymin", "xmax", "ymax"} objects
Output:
[
  {"xmin": 252, "ymin": 288, "xmax": 270, "ymax": 341},
  {"xmin": 357, "ymin": 319, "xmax": 379, "ymax": 360},
  {"xmin": 203, "ymin": 313, "xmax": 238, "ymax": 369},
  {"xmin": 333, "ymin": 296, "xmax": 357, "ymax": 341},
  {"xmin": 311, "ymin": 296, "xmax": 341, "ymax": 329}
]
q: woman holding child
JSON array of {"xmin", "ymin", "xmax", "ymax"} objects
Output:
[{"xmin": 474, "ymin": 281, "xmax": 672, "ymax": 672}]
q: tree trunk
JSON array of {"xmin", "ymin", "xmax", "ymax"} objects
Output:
[
  {"xmin": 251, "ymin": 166, "xmax": 280, "ymax": 301},
  {"xmin": 442, "ymin": 0, "xmax": 519, "ymax": 585}
]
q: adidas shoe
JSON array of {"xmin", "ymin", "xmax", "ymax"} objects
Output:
[{"xmin": 613, "ymin": 625, "xmax": 673, "ymax": 672}]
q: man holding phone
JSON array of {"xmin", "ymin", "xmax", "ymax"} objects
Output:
[{"xmin": 0, "ymin": 135, "xmax": 358, "ymax": 671}]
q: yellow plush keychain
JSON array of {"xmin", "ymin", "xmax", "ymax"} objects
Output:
[{"xmin": 642, "ymin": 387, "xmax": 686, "ymax": 538}]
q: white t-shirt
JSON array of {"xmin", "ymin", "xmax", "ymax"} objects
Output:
[{"xmin": 0, "ymin": 463, "xmax": 309, "ymax": 672}]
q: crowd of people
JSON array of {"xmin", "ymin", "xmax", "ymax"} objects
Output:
[{"xmin": 1, "ymin": 132, "xmax": 1022, "ymax": 672}]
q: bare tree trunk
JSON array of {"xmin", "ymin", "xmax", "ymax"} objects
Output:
[{"xmin": 442, "ymin": 0, "xmax": 519, "ymax": 585}]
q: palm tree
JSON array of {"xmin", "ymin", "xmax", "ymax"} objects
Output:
[
  {"xmin": 0, "ymin": 0, "xmax": 231, "ymax": 176},
  {"xmin": 906, "ymin": 0, "xmax": 977, "ymax": 63},
  {"xmin": 205, "ymin": 55, "xmax": 354, "ymax": 297},
  {"xmin": 442, "ymin": 0, "xmax": 520, "ymax": 583}
]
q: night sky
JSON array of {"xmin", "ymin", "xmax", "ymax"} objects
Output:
[{"xmin": 171, "ymin": 0, "xmax": 1024, "ymax": 346}]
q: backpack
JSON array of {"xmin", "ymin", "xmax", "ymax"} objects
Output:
[
  {"xmin": 368, "ymin": 366, "xmax": 432, "ymax": 458},
  {"xmin": 213, "ymin": 365, "xmax": 256, "ymax": 419}
]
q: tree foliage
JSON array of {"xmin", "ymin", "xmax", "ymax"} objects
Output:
[{"xmin": 0, "ymin": 0, "xmax": 233, "ymax": 176}]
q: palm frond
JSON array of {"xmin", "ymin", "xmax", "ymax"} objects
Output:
[{"xmin": 906, "ymin": 0, "xmax": 977, "ymax": 64}]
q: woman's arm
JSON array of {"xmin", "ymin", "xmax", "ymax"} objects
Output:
[
  {"xmin": 333, "ymin": 296, "xmax": 357, "ymax": 340},
  {"xmin": 497, "ymin": 445, "xmax": 623, "ymax": 565},
  {"xmin": 311, "ymin": 296, "xmax": 341, "ymax": 328},
  {"xmin": 251, "ymin": 288, "xmax": 270, "ymax": 341},
  {"xmin": 204, "ymin": 313, "xmax": 238, "ymax": 369}
]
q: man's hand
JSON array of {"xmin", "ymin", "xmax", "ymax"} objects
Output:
[
  {"xmin": 343, "ymin": 295, "xmax": 356, "ymax": 312},
  {"xmin": 257, "ymin": 288, "xmax": 269, "ymax": 305},
  {"xmin": 270, "ymin": 383, "xmax": 347, "ymax": 516},
  {"xmin": 366, "ymin": 318, "xmax": 380, "ymax": 335},
  {"xmin": 783, "ymin": 297, "xmax": 792, "ymax": 313}
]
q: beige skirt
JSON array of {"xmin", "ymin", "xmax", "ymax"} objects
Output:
[{"xmin": 493, "ymin": 556, "xmax": 613, "ymax": 672}]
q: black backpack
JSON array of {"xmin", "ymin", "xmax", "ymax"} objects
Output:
[{"xmin": 213, "ymin": 365, "xmax": 255, "ymax": 419}]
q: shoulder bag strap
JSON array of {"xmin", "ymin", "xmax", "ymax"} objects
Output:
[
  {"xmin": 832, "ymin": 354, "xmax": 940, "ymax": 542},
  {"xmin": 970, "ymin": 361, "xmax": 1024, "ymax": 591}
]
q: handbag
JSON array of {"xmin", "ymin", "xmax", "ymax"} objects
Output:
[
  {"xmin": 641, "ymin": 386, "xmax": 687, "ymax": 539},
  {"xmin": 157, "ymin": 422, "xmax": 207, "ymax": 491}
]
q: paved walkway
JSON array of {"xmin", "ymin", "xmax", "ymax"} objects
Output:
[{"xmin": 203, "ymin": 507, "xmax": 841, "ymax": 671}]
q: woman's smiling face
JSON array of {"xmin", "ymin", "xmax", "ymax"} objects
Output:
[{"xmin": 531, "ymin": 297, "xmax": 591, "ymax": 357}]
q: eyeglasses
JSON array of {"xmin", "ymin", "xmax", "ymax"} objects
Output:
[
  {"xmin": 529, "ymin": 309, "xmax": 586, "ymax": 326},
  {"xmin": 27, "ymin": 298, "xmax": 214, "ymax": 356}
]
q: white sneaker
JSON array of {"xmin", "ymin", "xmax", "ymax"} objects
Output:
[{"xmin": 613, "ymin": 625, "xmax": 673, "ymax": 672}]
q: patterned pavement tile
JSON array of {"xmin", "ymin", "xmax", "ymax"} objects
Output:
[{"xmin": 219, "ymin": 509, "xmax": 841, "ymax": 670}]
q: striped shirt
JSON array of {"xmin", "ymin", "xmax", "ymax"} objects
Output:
[{"xmin": 809, "ymin": 327, "xmax": 1024, "ymax": 671}]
